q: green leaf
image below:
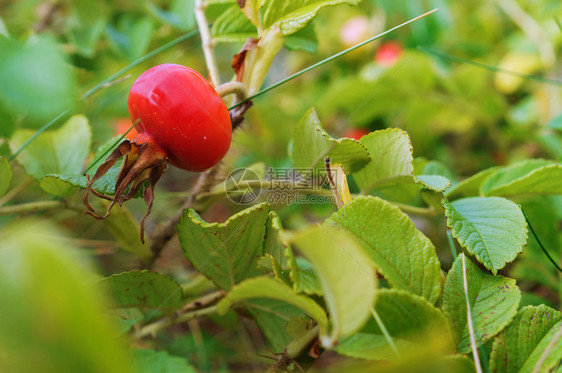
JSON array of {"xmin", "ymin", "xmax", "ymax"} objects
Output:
[
  {"xmin": 546, "ymin": 113, "xmax": 562, "ymax": 130},
  {"xmin": 247, "ymin": 299, "xmax": 310, "ymax": 352},
  {"xmin": 284, "ymin": 22, "xmax": 318, "ymax": 52},
  {"xmin": 442, "ymin": 254, "xmax": 521, "ymax": 353},
  {"xmin": 106, "ymin": 15, "xmax": 155, "ymax": 61},
  {"xmin": 217, "ymin": 277, "xmax": 328, "ymax": 334},
  {"xmin": 99, "ymin": 201, "xmax": 153, "ymax": 261},
  {"xmin": 237, "ymin": 0, "xmax": 262, "ymax": 27},
  {"xmin": 68, "ymin": 0, "xmax": 107, "ymax": 57},
  {"xmin": 146, "ymin": 0, "xmax": 196, "ymax": 31},
  {"xmin": 353, "ymin": 128, "xmax": 414, "ymax": 192},
  {"xmin": 292, "ymin": 257, "xmax": 323, "ymax": 295},
  {"xmin": 490, "ymin": 305, "xmax": 562, "ymax": 373},
  {"xmin": 0, "ymin": 156, "xmax": 11, "ymax": 197},
  {"xmin": 328, "ymin": 196, "xmax": 442, "ymax": 303},
  {"xmin": 444, "ymin": 197, "xmax": 528, "ymax": 274},
  {"xmin": 0, "ymin": 36, "xmax": 76, "ymax": 124},
  {"xmin": 290, "ymin": 108, "xmax": 370, "ymax": 173},
  {"xmin": 0, "ymin": 220, "xmax": 132, "ymax": 372},
  {"xmin": 481, "ymin": 159, "xmax": 562, "ymax": 197},
  {"xmin": 41, "ymin": 137, "xmax": 131, "ymax": 197},
  {"xmin": 178, "ymin": 203, "xmax": 284, "ymax": 290},
  {"xmin": 335, "ymin": 289, "xmax": 451, "ymax": 360},
  {"xmin": 132, "ymin": 349, "xmax": 196, "ymax": 373},
  {"xmin": 263, "ymin": 0, "xmax": 361, "ymax": 35},
  {"xmin": 99, "ymin": 270, "xmax": 182, "ymax": 314},
  {"xmin": 416, "ymin": 174, "xmax": 451, "ymax": 192},
  {"xmin": 291, "ymin": 224, "xmax": 376, "ymax": 346},
  {"xmin": 211, "ymin": 4, "xmax": 257, "ymax": 43},
  {"xmin": 445, "ymin": 167, "xmax": 499, "ymax": 199},
  {"xmin": 10, "ymin": 115, "xmax": 91, "ymax": 180}
]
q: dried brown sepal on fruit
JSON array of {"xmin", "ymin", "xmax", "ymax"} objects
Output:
[{"xmin": 83, "ymin": 137, "xmax": 167, "ymax": 243}]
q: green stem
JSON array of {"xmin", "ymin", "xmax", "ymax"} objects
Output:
[
  {"xmin": 135, "ymin": 305, "xmax": 218, "ymax": 339},
  {"xmin": 0, "ymin": 200, "xmax": 67, "ymax": 215},
  {"xmin": 285, "ymin": 325, "xmax": 319, "ymax": 359},
  {"xmin": 9, "ymin": 110, "xmax": 70, "ymax": 161},
  {"xmin": 230, "ymin": 9, "xmax": 438, "ymax": 110},
  {"xmin": 388, "ymin": 201, "xmax": 437, "ymax": 217},
  {"xmin": 371, "ymin": 308, "xmax": 400, "ymax": 357},
  {"xmin": 419, "ymin": 47, "xmax": 562, "ymax": 87},
  {"xmin": 81, "ymin": 28, "xmax": 200, "ymax": 100}
]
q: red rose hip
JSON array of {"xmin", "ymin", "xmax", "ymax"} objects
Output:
[{"xmin": 84, "ymin": 64, "xmax": 232, "ymax": 241}]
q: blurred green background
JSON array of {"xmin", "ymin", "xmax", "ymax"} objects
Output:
[{"xmin": 0, "ymin": 0, "xmax": 561, "ymax": 371}]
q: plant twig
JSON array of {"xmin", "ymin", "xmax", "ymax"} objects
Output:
[
  {"xmin": 0, "ymin": 200, "xmax": 67, "ymax": 215},
  {"xmin": 195, "ymin": 0, "xmax": 220, "ymax": 87},
  {"xmin": 180, "ymin": 290, "xmax": 224, "ymax": 312},
  {"xmin": 285, "ymin": 325, "xmax": 319, "ymax": 359},
  {"xmin": 522, "ymin": 208, "xmax": 562, "ymax": 272},
  {"xmin": 461, "ymin": 254, "xmax": 483, "ymax": 373},
  {"xmin": 387, "ymin": 201, "xmax": 437, "ymax": 217},
  {"xmin": 134, "ymin": 305, "xmax": 218, "ymax": 339}
]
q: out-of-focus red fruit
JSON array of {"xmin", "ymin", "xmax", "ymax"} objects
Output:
[
  {"xmin": 375, "ymin": 41, "xmax": 403, "ymax": 67},
  {"xmin": 114, "ymin": 118, "xmax": 138, "ymax": 140},
  {"xmin": 339, "ymin": 16, "xmax": 371, "ymax": 49},
  {"xmin": 343, "ymin": 128, "xmax": 370, "ymax": 140}
]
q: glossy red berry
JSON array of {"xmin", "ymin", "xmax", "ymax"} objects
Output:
[
  {"xmin": 84, "ymin": 64, "xmax": 232, "ymax": 241},
  {"xmin": 128, "ymin": 64, "xmax": 232, "ymax": 171}
]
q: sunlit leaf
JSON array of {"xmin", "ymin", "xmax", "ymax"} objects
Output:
[
  {"xmin": 211, "ymin": 4, "xmax": 257, "ymax": 43},
  {"xmin": 263, "ymin": 0, "xmax": 361, "ymax": 35},
  {"xmin": 335, "ymin": 289, "xmax": 452, "ymax": 360},
  {"xmin": 481, "ymin": 159, "xmax": 562, "ymax": 197},
  {"xmin": 444, "ymin": 197, "xmax": 527, "ymax": 274},
  {"xmin": 291, "ymin": 224, "xmax": 376, "ymax": 346},
  {"xmin": 328, "ymin": 196, "xmax": 442, "ymax": 303},
  {"xmin": 354, "ymin": 128, "xmax": 414, "ymax": 192},
  {"xmin": 178, "ymin": 203, "xmax": 285, "ymax": 290},
  {"xmin": 290, "ymin": 108, "xmax": 370, "ymax": 173},
  {"xmin": 443, "ymin": 254, "xmax": 521, "ymax": 353},
  {"xmin": 217, "ymin": 276, "xmax": 329, "ymax": 334}
]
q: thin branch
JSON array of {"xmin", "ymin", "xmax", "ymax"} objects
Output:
[
  {"xmin": 0, "ymin": 176, "xmax": 34, "ymax": 207},
  {"xmin": 285, "ymin": 325, "xmax": 319, "ymax": 359},
  {"xmin": 180, "ymin": 290, "xmax": 224, "ymax": 313},
  {"xmin": 387, "ymin": 201, "xmax": 437, "ymax": 217},
  {"xmin": 461, "ymin": 254, "xmax": 483, "ymax": 373},
  {"xmin": 195, "ymin": 0, "xmax": 220, "ymax": 87},
  {"xmin": 134, "ymin": 305, "xmax": 218, "ymax": 339},
  {"xmin": 0, "ymin": 200, "xmax": 67, "ymax": 215}
]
